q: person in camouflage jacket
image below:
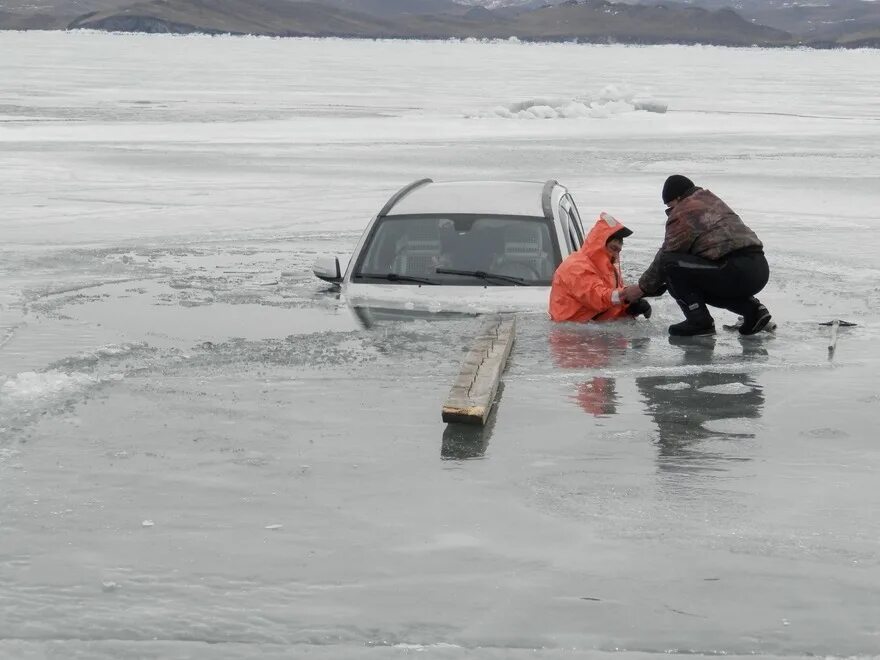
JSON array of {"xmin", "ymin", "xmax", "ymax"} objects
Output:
[{"xmin": 622, "ymin": 175, "xmax": 772, "ymax": 337}]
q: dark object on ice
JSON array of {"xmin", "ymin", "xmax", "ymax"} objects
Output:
[
  {"xmin": 661, "ymin": 174, "xmax": 695, "ymax": 205},
  {"xmin": 818, "ymin": 320, "xmax": 857, "ymax": 326}
]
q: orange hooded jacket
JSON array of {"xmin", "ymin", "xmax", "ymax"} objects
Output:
[{"xmin": 548, "ymin": 212, "xmax": 631, "ymax": 323}]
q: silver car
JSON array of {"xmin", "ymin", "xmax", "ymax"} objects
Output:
[{"xmin": 313, "ymin": 178, "xmax": 588, "ymax": 313}]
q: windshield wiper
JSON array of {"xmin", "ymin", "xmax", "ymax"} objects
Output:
[
  {"xmin": 435, "ymin": 268, "xmax": 534, "ymax": 286},
  {"xmin": 356, "ymin": 272, "xmax": 438, "ymax": 285}
]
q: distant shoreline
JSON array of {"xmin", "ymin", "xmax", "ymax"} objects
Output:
[
  {"xmin": 2, "ymin": 27, "xmax": 877, "ymax": 50},
  {"xmin": 4, "ymin": 0, "xmax": 879, "ymax": 50}
]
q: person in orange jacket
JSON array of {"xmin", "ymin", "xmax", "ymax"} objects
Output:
[{"xmin": 549, "ymin": 212, "xmax": 651, "ymax": 322}]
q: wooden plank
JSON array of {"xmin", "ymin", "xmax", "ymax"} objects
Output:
[{"xmin": 441, "ymin": 315, "xmax": 516, "ymax": 426}]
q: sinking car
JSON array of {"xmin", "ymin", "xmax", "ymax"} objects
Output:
[{"xmin": 313, "ymin": 178, "xmax": 589, "ymax": 313}]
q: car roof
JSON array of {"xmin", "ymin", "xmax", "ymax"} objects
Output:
[{"xmin": 385, "ymin": 180, "xmax": 559, "ymax": 218}]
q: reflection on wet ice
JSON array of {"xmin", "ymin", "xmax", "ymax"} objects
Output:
[
  {"xmin": 546, "ymin": 327, "xmax": 768, "ymax": 471},
  {"xmin": 441, "ymin": 423, "xmax": 491, "ymax": 461},
  {"xmin": 441, "ymin": 383, "xmax": 503, "ymax": 460},
  {"xmin": 548, "ymin": 327, "xmax": 629, "ymax": 418},
  {"xmin": 574, "ymin": 377, "xmax": 617, "ymax": 417},
  {"xmin": 639, "ymin": 337, "xmax": 765, "ymax": 471}
]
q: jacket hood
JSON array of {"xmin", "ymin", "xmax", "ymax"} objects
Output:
[{"xmin": 582, "ymin": 212, "xmax": 632, "ymax": 260}]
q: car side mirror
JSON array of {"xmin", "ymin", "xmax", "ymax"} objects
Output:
[{"xmin": 313, "ymin": 255, "xmax": 343, "ymax": 284}]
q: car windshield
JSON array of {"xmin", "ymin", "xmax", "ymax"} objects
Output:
[{"xmin": 352, "ymin": 214, "xmax": 559, "ymax": 286}]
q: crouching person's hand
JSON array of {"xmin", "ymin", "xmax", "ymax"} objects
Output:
[
  {"xmin": 625, "ymin": 299, "xmax": 652, "ymax": 319},
  {"xmin": 621, "ymin": 284, "xmax": 644, "ymax": 303}
]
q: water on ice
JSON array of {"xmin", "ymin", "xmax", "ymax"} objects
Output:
[{"xmin": 1, "ymin": 31, "xmax": 879, "ymax": 659}]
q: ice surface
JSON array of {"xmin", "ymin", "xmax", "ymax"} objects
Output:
[{"xmin": 1, "ymin": 31, "xmax": 880, "ymax": 659}]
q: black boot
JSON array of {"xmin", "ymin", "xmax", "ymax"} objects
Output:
[
  {"xmin": 669, "ymin": 318, "xmax": 716, "ymax": 336},
  {"xmin": 738, "ymin": 299, "xmax": 772, "ymax": 335},
  {"xmin": 669, "ymin": 301, "xmax": 715, "ymax": 337}
]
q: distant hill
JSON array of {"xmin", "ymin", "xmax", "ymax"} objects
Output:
[
  {"xmin": 318, "ymin": 0, "xmax": 474, "ymax": 19},
  {"xmin": 443, "ymin": 0, "xmax": 880, "ymax": 43},
  {"xmin": 833, "ymin": 26, "xmax": 880, "ymax": 48},
  {"xmin": 504, "ymin": 1, "xmax": 790, "ymax": 45},
  {"xmin": 61, "ymin": 0, "xmax": 790, "ymax": 45},
  {"xmin": 0, "ymin": 8, "xmax": 72, "ymax": 28},
  {"xmin": 739, "ymin": 0, "xmax": 880, "ymax": 42},
  {"xmin": 635, "ymin": 0, "xmax": 880, "ymax": 43},
  {"xmin": 1, "ymin": 0, "xmax": 876, "ymax": 47},
  {"xmin": 0, "ymin": 0, "xmax": 130, "ymax": 16},
  {"xmin": 67, "ymin": 0, "xmax": 399, "ymax": 36}
]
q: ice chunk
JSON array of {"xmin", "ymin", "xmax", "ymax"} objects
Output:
[
  {"xmin": 698, "ymin": 383, "xmax": 754, "ymax": 395},
  {"xmin": 471, "ymin": 84, "xmax": 668, "ymax": 120},
  {"xmin": 655, "ymin": 382, "xmax": 691, "ymax": 391},
  {"xmin": 1, "ymin": 370, "xmax": 95, "ymax": 401}
]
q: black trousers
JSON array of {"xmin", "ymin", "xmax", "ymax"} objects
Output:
[{"xmin": 659, "ymin": 250, "xmax": 769, "ymax": 318}]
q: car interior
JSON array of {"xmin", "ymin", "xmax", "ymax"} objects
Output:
[{"xmin": 359, "ymin": 216, "xmax": 556, "ymax": 283}]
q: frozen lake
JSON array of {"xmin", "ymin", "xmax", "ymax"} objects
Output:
[{"xmin": 1, "ymin": 31, "xmax": 879, "ymax": 658}]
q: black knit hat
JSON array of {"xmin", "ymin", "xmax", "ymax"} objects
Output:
[{"xmin": 662, "ymin": 175, "xmax": 695, "ymax": 204}]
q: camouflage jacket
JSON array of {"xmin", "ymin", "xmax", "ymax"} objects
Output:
[{"xmin": 638, "ymin": 188, "xmax": 763, "ymax": 294}]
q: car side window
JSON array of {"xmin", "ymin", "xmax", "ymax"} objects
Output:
[
  {"xmin": 558, "ymin": 204, "xmax": 575, "ymax": 254},
  {"xmin": 567, "ymin": 213, "xmax": 581, "ymax": 252},
  {"xmin": 559, "ymin": 199, "xmax": 581, "ymax": 253},
  {"xmin": 565, "ymin": 195, "xmax": 586, "ymax": 246}
]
